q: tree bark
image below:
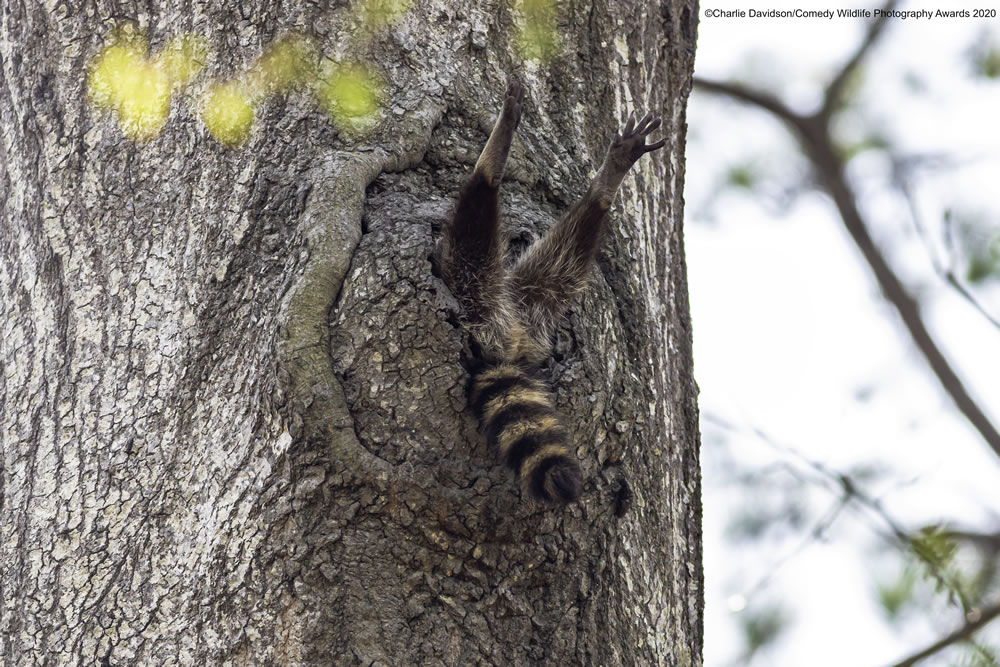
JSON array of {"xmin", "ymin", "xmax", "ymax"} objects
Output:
[{"xmin": 0, "ymin": 1, "xmax": 702, "ymax": 664}]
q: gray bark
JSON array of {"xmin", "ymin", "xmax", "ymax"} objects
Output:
[{"xmin": 1, "ymin": 0, "xmax": 701, "ymax": 664}]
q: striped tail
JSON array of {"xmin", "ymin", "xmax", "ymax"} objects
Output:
[{"xmin": 470, "ymin": 364, "xmax": 583, "ymax": 504}]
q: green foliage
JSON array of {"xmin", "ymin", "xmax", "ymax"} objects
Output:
[
  {"xmin": 910, "ymin": 526, "xmax": 959, "ymax": 572},
  {"xmin": 829, "ymin": 65, "xmax": 866, "ymax": 113},
  {"xmin": 967, "ymin": 545, "xmax": 999, "ymax": 597},
  {"xmin": 975, "ymin": 49, "xmax": 1000, "ymax": 79},
  {"xmin": 739, "ymin": 602, "xmax": 789, "ymax": 661},
  {"xmin": 836, "ymin": 133, "xmax": 890, "ymax": 162},
  {"xmin": 726, "ymin": 163, "xmax": 757, "ymax": 190},
  {"xmin": 967, "ymin": 254, "xmax": 1000, "ymax": 283},
  {"xmin": 515, "ymin": 0, "xmax": 559, "ymax": 61},
  {"xmin": 964, "ymin": 236, "xmax": 1000, "ymax": 284},
  {"xmin": 968, "ymin": 30, "xmax": 1000, "ymax": 79},
  {"xmin": 876, "ymin": 566, "xmax": 918, "ymax": 622},
  {"xmin": 950, "ymin": 214, "xmax": 1000, "ymax": 284}
]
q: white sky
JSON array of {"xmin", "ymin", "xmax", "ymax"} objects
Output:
[{"xmin": 688, "ymin": 1, "xmax": 1000, "ymax": 664}]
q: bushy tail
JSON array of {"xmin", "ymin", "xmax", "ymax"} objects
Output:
[{"xmin": 470, "ymin": 364, "xmax": 582, "ymax": 504}]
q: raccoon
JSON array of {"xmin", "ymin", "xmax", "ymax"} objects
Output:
[{"xmin": 439, "ymin": 79, "xmax": 664, "ymax": 504}]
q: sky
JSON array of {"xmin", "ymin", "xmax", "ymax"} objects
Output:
[{"xmin": 687, "ymin": 1, "xmax": 1000, "ymax": 664}]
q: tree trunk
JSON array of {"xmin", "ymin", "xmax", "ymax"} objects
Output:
[{"xmin": 0, "ymin": 1, "xmax": 701, "ymax": 664}]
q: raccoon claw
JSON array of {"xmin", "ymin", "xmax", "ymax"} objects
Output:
[
  {"xmin": 607, "ymin": 111, "xmax": 665, "ymax": 169},
  {"xmin": 503, "ymin": 77, "xmax": 525, "ymax": 129}
]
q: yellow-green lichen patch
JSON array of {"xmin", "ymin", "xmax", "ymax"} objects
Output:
[
  {"xmin": 115, "ymin": 63, "xmax": 171, "ymax": 140},
  {"xmin": 317, "ymin": 62, "xmax": 382, "ymax": 129},
  {"xmin": 358, "ymin": 0, "xmax": 413, "ymax": 30},
  {"xmin": 88, "ymin": 42, "xmax": 147, "ymax": 109},
  {"xmin": 156, "ymin": 34, "xmax": 208, "ymax": 87},
  {"xmin": 246, "ymin": 34, "xmax": 316, "ymax": 98},
  {"xmin": 202, "ymin": 82, "xmax": 255, "ymax": 147}
]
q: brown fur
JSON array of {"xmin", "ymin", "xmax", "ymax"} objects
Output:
[{"xmin": 440, "ymin": 80, "xmax": 664, "ymax": 504}]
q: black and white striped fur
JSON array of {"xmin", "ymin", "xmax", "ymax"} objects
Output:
[{"xmin": 439, "ymin": 79, "xmax": 664, "ymax": 504}]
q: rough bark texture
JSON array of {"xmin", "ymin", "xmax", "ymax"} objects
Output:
[{"xmin": 1, "ymin": 0, "xmax": 701, "ymax": 664}]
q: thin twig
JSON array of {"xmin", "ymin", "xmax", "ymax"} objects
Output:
[
  {"xmin": 892, "ymin": 161, "xmax": 1000, "ymax": 330},
  {"xmin": 739, "ymin": 496, "xmax": 851, "ymax": 601},
  {"xmin": 888, "ymin": 601, "xmax": 1000, "ymax": 667},
  {"xmin": 706, "ymin": 413, "xmax": 975, "ymax": 612}
]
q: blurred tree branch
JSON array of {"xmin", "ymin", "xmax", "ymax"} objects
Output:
[
  {"xmin": 820, "ymin": 0, "xmax": 898, "ymax": 118},
  {"xmin": 946, "ymin": 529, "xmax": 1000, "ymax": 553},
  {"xmin": 888, "ymin": 601, "xmax": 1000, "ymax": 667},
  {"xmin": 693, "ymin": 4, "xmax": 1000, "ymax": 461}
]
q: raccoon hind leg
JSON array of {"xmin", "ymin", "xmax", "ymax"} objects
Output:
[
  {"xmin": 439, "ymin": 80, "xmax": 526, "ymax": 342},
  {"xmin": 509, "ymin": 111, "xmax": 665, "ymax": 340}
]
